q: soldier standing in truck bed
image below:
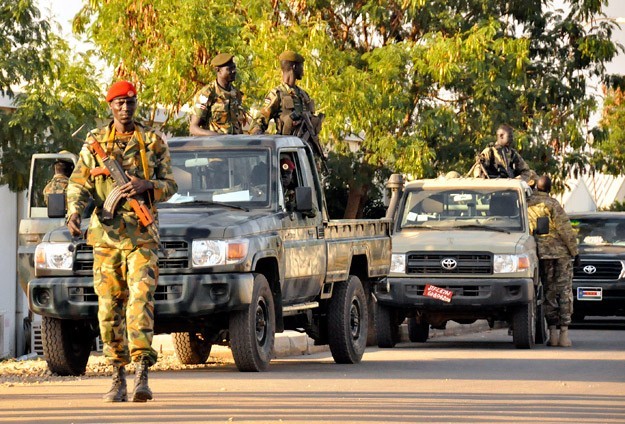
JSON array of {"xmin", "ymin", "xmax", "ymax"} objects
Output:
[
  {"xmin": 189, "ymin": 53, "xmax": 248, "ymax": 136},
  {"xmin": 251, "ymin": 50, "xmax": 325, "ymax": 169},
  {"xmin": 479, "ymin": 124, "xmax": 531, "ymax": 181}
]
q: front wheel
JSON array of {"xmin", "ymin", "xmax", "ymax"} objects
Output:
[
  {"xmin": 407, "ymin": 317, "xmax": 429, "ymax": 343},
  {"xmin": 229, "ymin": 274, "xmax": 275, "ymax": 372},
  {"xmin": 327, "ymin": 275, "xmax": 368, "ymax": 364},
  {"xmin": 172, "ymin": 332, "xmax": 212, "ymax": 365},
  {"xmin": 512, "ymin": 301, "xmax": 536, "ymax": 349},
  {"xmin": 376, "ymin": 304, "xmax": 400, "ymax": 348},
  {"xmin": 41, "ymin": 317, "xmax": 94, "ymax": 376}
]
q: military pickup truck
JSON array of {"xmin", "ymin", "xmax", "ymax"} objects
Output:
[
  {"xmin": 376, "ymin": 176, "xmax": 547, "ymax": 349},
  {"xmin": 27, "ymin": 135, "xmax": 391, "ymax": 375}
]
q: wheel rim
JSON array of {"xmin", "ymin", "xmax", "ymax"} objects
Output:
[
  {"xmin": 255, "ymin": 297, "xmax": 268, "ymax": 345},
  {"xmin": 349, "ymin": 298, "xmax": 362, "ymax": 340}
]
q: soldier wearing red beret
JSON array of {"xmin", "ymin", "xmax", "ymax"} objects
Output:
[{"xmin": 66, "ymin": 81, "xmax": 177, "ymax": 403}]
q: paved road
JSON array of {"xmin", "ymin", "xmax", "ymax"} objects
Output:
[{"xmin": 1, "ymin": 320, "xmax": 624, "ymax": 423}]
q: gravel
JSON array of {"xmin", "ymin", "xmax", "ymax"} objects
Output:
[{"xmin": 0, "ymin": 352, "xmax": 231, "ymax": 386}]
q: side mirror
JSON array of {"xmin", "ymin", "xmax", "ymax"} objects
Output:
[
  {"xmin": 47, "ymin": 193, "xmax": 66, "ymax": 218},
  {"xmin": 295, "ymin": 186, "xmax": 315, "ymax": 217},
  {"xmin": 534, "ymin": 216, "xmax": 549, "ymax": 235}
]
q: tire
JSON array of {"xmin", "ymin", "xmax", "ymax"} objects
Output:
[
  {"xmin": 41, "ymin": 317, "xmax": 93, "ymax": 376},
  {"xmin": 327, "ymin": 275, "xmax": 368, "ymax": 364},
  {"xmin": 365, "ymin": 285, "xmax": 378, "ymax": 347},
  {"xmin": 172, "ymin": 332, "xmax": 212, "ymax": 365},
  {"xmin": 376, "ymin": 303, "xmax": 400, "ymax": 348},
  {"xmin": 512, "ymin": 301, "xmax": 536, "ymax": 349},
  {"xmin": 407, "ymin": 317, "xmax": 429, "ymax": 343},
  {"xmin": 535, "ymin": 297, "xmax": 549, "ymax": 345},
  {"xmin": 229, "ymin": 274, "xmax": 275, "ymax": 372}
]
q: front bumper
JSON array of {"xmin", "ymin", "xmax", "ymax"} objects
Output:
[
  {"xmin": 28, "ymin": 273, "xmax": 255, "ymax": 320},
  {"xmin": 375, "ymin": 276, "xmax": 534, "ymax": 310},
  {"xmin": 572, "ymin": 281, "xmax": 625, "ymax": 316}
]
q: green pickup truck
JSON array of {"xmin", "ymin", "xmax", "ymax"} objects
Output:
[
  {"xmin": 27, "ymin": 135, "xmax": 391, "ymax": 375},
  {"xmin": 377, "ymin": 177, "xmax": 547, "ymax": 349}
]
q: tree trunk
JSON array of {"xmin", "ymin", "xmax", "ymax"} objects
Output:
[{"xmin": 343, "ymin": 184, "xmax": 368, "ymax": 219}]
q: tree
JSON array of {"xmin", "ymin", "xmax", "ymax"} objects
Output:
[
  {"xmin": 0, "ymin": 0, "xmax": 103, "ymax": 191},
  {"xmin": 74, "ymin": 0, "xmax": 620, "ymax": 214}
]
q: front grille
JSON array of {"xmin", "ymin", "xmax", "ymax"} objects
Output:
[
  {"xmin": 574, "ymin": 260, "xmax": 623, "ymax": 281},
  {"xmin": 67, "ymin": 284, "xmax": 183, "ymax": 302},
  {"xmin": 406, "ymin": 252, "xmax": 492, "ymax": 275},
  {"xmin": 74, "ymin": 240, "xmax": 190, "ymax": 273},
  {"xmin": 406, "ymin": 284, "xmax": 491, "ymax": 297}
]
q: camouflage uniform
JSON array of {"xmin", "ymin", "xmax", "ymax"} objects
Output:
[
  {"xmin": 528, "ymin": 191, "xmax": 579, "ymax": 327},
  {"xmin": 66, "ymin": 122, "xmax": 177, "ymax": 366},
  {"xmin": 253, "ymin": 82, "xmax": 316, "ymax": 135},
  {"xmin": 480, "ymin": 144, "xmax": 531, "ymax": 181},
  {"xmin": 43, "ymin": 174, "xmax": 69, "ymax": 205},
  {"xmin": 190, "ymin": 81, "xmax": 247, "ymax": 134}
]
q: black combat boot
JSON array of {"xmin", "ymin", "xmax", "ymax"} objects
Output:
[
  {"xmin": 103, "ymin": 366, "xmax": 127, "ymax": 402},
  {"xmin": 132, "ymin": 359, "xmax": 153, "ymax": 402}
]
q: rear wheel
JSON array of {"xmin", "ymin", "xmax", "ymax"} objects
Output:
[
  {"xmin": 512, "ymin": 301, "xmax": 536, "ymax": 349},
  {"xmin": 41, "ymin": 317, "xmax": 94, "ymax": 376},
  {"xmin": 172, "ymin": 332, "xmax": 212, "ymax": 365},
  {"xmin": 407, "ymin": 317, "xmax": 429, "ymax": 343},
  {"xmin": 327, "ymin": 275, "xmax": 368, "ymax": 364},
  {"xmin": 229, "ymin": 274, "xmax": 275, "ymax": 372},
  {"xmin": 376, "ymin": 304, "xmax": 400, "ymax": 348}
]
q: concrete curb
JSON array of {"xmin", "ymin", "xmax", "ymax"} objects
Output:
[{"xmin": 153, "ymin": 319, "xmax": 493, "ymax": 361}]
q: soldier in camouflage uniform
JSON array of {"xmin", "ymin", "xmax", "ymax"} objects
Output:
[
  {"xmin": 189, "ymin": 53, "xmax": 248, "ymax": 136},
  {"xmin": 479, "ymin": 124, "xmax": 531, "ymax": 181},
  {"xmin": 251, "ymin": 51, "xmax": 325, "ymax": 168},
  {"xmin": 66, "ymin": 81, "xmax": 177, "ymax": 402},
  {"xmin": 43, "ymin": 159, "xmax": 74, "ymax": 205},
  {"xmin": 527, "ymin": 175, "xmax": 579, "ymax": 347}
]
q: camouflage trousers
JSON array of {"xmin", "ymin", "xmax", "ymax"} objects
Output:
[
  {"xmin": 93, "ymin": 246, "xmax": 158, "ymax": 367},
  {"xmin": 540, "ymin": 258, "xmax": 574, "ymax": 327}
]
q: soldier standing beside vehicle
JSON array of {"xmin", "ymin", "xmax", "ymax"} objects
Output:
[
  {"xmin": 189, "ymin": 53, "xmax": 248, "ymax": 136},
  {"xmin": 527, "ymin": 175, "xmax": 579, "ymax": 347},
  {"xmin": 479, "ymin": 124, "xmax": 531, "ymax": 180},
  {"xmin": 66, "ymin": 81, "xmax": 177, "ymax": 402},
  {"xmin": 251, "ymin": 51, "xmax": 326, "ymax": 169},
  {"xmin": 43, "ymin": 158, "xmax": 74, "ymax": 205}
]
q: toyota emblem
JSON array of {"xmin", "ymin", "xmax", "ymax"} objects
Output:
[
  {"xmin": 441, "ymin": 258, "xmax": 458, "ymax": 270},
  {"xmin": 583, "ymin": 265, "xmax": 597, "ymax": 275}
]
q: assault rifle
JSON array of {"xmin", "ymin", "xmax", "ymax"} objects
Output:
[
  {"xmin": 295, "ymin": 111, "xmax": 328, "ymax": 174},
  {"xmin": 87, "ymin": 134, "xmax": 161, "ymax": 244}
]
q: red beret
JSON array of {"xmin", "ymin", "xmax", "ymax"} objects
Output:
[
  {"xmin": 106, "ymin": 81, "xmax": 137, "ymax": 102},
  {"xmin": 280, "ymin": 158, "xmax": 295, "ymax": 171}
]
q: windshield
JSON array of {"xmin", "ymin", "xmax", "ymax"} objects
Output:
[
  {"xmin": 570, "ymin": 217, "xmax": 625, "ymax": 247},
  {"xmin": 398, "ymin": 188, "xmax": 523, "ymax": 232},
  {"xmin": 163, "ymin": 149, "xmax": 270, "ymax": 208}
]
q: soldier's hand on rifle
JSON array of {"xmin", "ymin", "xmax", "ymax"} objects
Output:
[
  {"xmin": 67, "ymin": 213, "xmax": 82, "ymax": 237},
  {"xmin": 121, "ymin": 172, "xmax": 154, "ymax": 197}
]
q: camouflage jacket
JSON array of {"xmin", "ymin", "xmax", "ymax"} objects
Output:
[
  {"xmin": 252, "ymin": 82, "xmax": 315, "ymax": 134},
  {"xmin": 527, "ymin": 191, "xmax": 579, "ymax": 259},
  {"xmin": 66, "ymin": 122, "xmax": 178, "ymax": 249},
  {"xmin": 43, "ymin": 174, "xmax": 69, "ymax": 205},
  {"xmin": 480, "ymin": 144, "xmax": 531, "ymax": 181},
  {"xmin": 191, "ymin": 81, "xmax": 247, "ymax": 134}
]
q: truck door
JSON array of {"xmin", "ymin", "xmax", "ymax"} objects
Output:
[{"xmin": 279, "ymin": 149, "xmax": 326, "ymax": 303}]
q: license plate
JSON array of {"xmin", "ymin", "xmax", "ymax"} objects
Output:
[
  {"xmin": 577, "ymin": 287, "xmax": 602, "ymax": 301},
  {"xmin": 424, "ymin": 284, "xmax": 453, "ymax": 303}
]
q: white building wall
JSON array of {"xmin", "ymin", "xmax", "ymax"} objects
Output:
[{"xmin": 0, "ymin": 185, "xmax": 17, "ymax": 357}]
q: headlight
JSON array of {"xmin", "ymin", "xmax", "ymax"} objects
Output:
[
  {"xmin": 192, "ymin": 239, "xmax": 249, "ymax": 267},
  {"xmin": 493, "ymin": 254, "xmax": 530, "ymax": 273},
  {"xmin": 390, "ymin": 253, "xmax": 406, "ymax": 274},
  {"xmin": 35, "ymin": 242, "xmax": 73, "ymax": 270}
]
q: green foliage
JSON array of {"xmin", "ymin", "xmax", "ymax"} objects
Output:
[
  {"xmin": 0, "ymin": 33, "xmax": 103, "ymax": 191},
  {"xmin": 73, "ymin": 0, "xmax": 619, "ymax": 209},
  {"xmin": 596, "ymin": 84, "xmax": 625, "ymax": 175},
  {"xmin": 600, "ymin": 200, "xmax": 625, "ymax": 212},
  {"xmin": 0, "ymin": 0, "xmax": 53, "ymax": 97}
]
